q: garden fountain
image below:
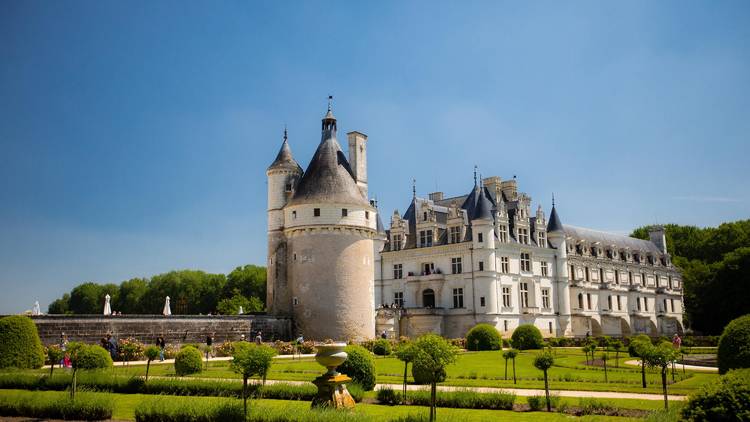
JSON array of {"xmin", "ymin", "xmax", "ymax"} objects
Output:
[{"xmin": 311, "ymin": 342, "xmax": 355, "ymax": 409}]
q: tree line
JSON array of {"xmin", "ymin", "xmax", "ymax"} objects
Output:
[
  {"xmin": 631, "ymin": 219, "xmax": 750, "ymax": 335},
  {"xmin": 47, "ymin": 265, "xmax": 266, "ymax": 315}
]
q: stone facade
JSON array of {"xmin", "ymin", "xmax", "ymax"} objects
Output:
[{"xmin": 25, "ymin": 315, "xmax": 291, "ymax": 345}]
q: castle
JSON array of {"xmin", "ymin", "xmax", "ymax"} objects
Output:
[{"xmin": 267, "ymin": 104, "xmax": 684, "ymax": 341}]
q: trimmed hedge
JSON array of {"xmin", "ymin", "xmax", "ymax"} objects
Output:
[
  {"xmin": 372, "ymin": 339, "xmax": 392, "ymax": 356},
  {"xmin": 0, "ymin": 390, "xmax": 113, "ymax": 420},
  {"xmin": 681, "ymin": 368, "xmax": 750, "ymax": 421},
  {"xmin": 0, "ymin": 315, "xmax": 45, "ymax": 369},
  {"xmin": 338, "ymin": 345, "xmax": 376, "ymax": 391},
  {"xmin": 175, "ymin": 346, "xmax": 203, "ymax": 376},
  {"xmin": 510, "ymin": 324, "xmax": 544, "ymax": 350},
  {"xmin": 465, "ymin": 324, "xmax": 502, "ymax": 351},
  {"xmin": 412, "ymin": 361, "xmax": 446, "ymax": 385},
  {"xmin": 717, "ymin": 314, "xmax": 750, "ymax": 374},
  {"xmin": 377, "ymin": 387, "xmax": 516, "ymax": 410},
  {"xmin": 70, "ymin": 343, "xmax": 113, "ymax": 370}
]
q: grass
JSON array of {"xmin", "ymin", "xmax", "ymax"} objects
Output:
[
  {"xmin": 97, "ymin": 348, "xmax": 716, "ymax": 395},
  {"xmin": 0, "ymin": 389, "xmax": 638, "ymax": 421},
  {"xmin": 0, "ymin": 389, "xmax": 113, "ymax": 420}
]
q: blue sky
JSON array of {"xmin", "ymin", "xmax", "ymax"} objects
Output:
[{"xmin": 1, "ymin": 1, "xmax": 748, "ymax": 314}]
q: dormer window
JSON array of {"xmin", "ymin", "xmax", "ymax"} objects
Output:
[
  {"xmin": 538, "ymin": 232, "xmax": 546, "ymax": 248},
  {"xmin": 392, "ymin": 234, "xmax": 402, "ymax": 251},
  {"xmin": 498, "ymin": 225, "xmax": 508, "ymax": 242},
  {"xmin": 449, "ymin": 226, "xmax": 461, "ymax": 244},
  {"xmin": 518, "ymin": 228, "xmax": 529, "ymax": 244}
]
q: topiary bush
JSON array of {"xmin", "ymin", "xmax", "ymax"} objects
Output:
[
  {"xmin": 0, "ymin": 315, "xmax": 45, "ymax": 369},
  {"xmin": 510, "ymin": 324, "xmax": 544, "ymax": 350},
  {"xmin": 466, "ymin": 323, "xmax": 502, "ymax": 351},
  {"xmin": 70, "ymin": 343, "xmax": 113, "ymax": 370},
  {"xmin": 372, "ymin": 339, "xmax": 392, "ymax": 356},
  {"xmin": 174, "ymin": 346, "xmax": 203, "ymax": 376},
  {"xmin": 717, "ymin": 314, "xmax": 750, "ymax": 374},
  {"xmin": 337, "ymin": 345, "xmax": 376, "ymax": 390},
  {"xmin": 628, "ymin": 334, "xmax": 652, "ymax": 357},
  {"xmin": 681, "ymin": 368, "xmax": 750, "ymax": 421},
  {"xmin": 412, "ymin": 361, "xmax": 446, "ymax": 385}
]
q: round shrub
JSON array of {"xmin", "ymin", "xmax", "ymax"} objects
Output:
[
  {"xmin": 372, "ymin": 339, "xmax": 392, "ymax": 356},
  {"xmin": 412, "ymin": 360, "xmax": 446, "ymax": 385},
  {"xmin": 628, "ymin": 334, "xmax": 652, "ymax": 357},
  {"xmin": 338, "ymin": 345, "xmax": 376, "ymax": 391},
  {"xmin": 174, "ymin": 346, "xmax": 203, "ymax": 376},
  {"xmin": 0, "ymin": 315, "xmax": 44, "ymax": 369},
  {"xmin": 69, "ymin": 343, "xmax": 113, "ymax": 369},
  {"xmin": 681, "ymin": 368, "xmax": 750, "ymax": 421},
  {"xmin": 510, "ymin": 324, "xmax": 544, "ymax": 350},
  {"xmin": 717, "ymin": 314, "xmax": 750, "ymax": 374},
  {"xmin": 466, "ymin": 323, "xmax": 502, "ymax": 351}
]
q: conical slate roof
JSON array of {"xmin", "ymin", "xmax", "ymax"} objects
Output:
[
  {"xmin": 267, "ymin": 136, "xmax": 302, "ymax": 172},
  {"xmin": 547, "ymin": 205, "xmax": 564, "ymax": 233},
  {"xmin": 472, "ymin": 186, "xmax": 493, "ymax": 220},
  {"xmin": 288, "ymin": 114, "xmax": 369, "ymax": 207}
]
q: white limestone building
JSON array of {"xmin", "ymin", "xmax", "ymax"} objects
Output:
[
  {"xmin": 267, "ymin": 103, "xmax": 683, "ymax": 341},
  {"xmin": 375, "ymin": 175, "xmax": 684, "ymax": 339}
]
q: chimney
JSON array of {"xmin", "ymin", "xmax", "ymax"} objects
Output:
[
  {"xmin": 500, "ymin": 179, "xmax": 518, "ymax": 201},
  {"xmin": 482, "ymin": 176, "xmax": 502, "ymax": 201},
  {"xmin": 648, "ymin": 226, "xmax": 667, "ymax": 254},
  {"xmin": 429, "ymin": 192, "xmax": 444, "ymax": 201},
  {"xmin": 347, "ymin": 131, "xmax": 368, "ymax": 198}
]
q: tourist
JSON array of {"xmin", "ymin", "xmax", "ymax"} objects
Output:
[
  {"xmin": 59, "ymin": 333, "xmax": 68, "ymax": 351},
  {"xmin": 100, "ymin": 337, "xmax": 108, "ymax": 351},
  {"xmin": 255, "ymin": 330, "xmax": 262, "ymax": 345},
  {"xmin": 156, "ymin": 336, "xmax": 165, "ymax": 361},
  {"xmin": 106, "ymin": 334, "xmax": 118, "ymax": 361},
  {"xmin": 206, "ymin": 332, "xmax": 214, "ymax": 358},
  {"xmin": 672, "ymin": 333, "xmax": 682, "ymax": 349},
  {"xmin": 62, "ymin": 351, "xmax": 71, "ymax": 369},
  {"xmin": 240, "ymin": 334, "xmax": 246, "ymax": 342},
  {"xmin": 381, "ymin": 330, "xmax": 387, "ymax": 339}
]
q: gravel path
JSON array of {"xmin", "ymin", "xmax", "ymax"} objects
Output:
[{"xmin": 623, "ymin": 359, "xmax": 718, "ymax": 373}]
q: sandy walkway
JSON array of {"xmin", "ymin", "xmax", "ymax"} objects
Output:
[{"xmin": 623, "ymin": 359, "xmax": 718, "ymax": 373}]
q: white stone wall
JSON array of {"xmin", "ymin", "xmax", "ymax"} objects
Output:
[{"xmin": 285, "ymin": 203, "xmax": 377, "ymax": 231}]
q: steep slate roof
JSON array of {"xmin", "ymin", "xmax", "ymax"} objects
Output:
[
  {"xmin": 563, "ymin": 225, "xmax": 662, "ymax": 254},
  {"xmin": 267, "ymin": 135, "xmax": 302, "ymax": 172},
  {"xmin": 288, "ymin": 113, "xmax": 370, "ymax": 207},
  {"xmin": 472, "ymin": 186, "xmax": 494, "ymax": 220},
  {"xmin": 547, "ymin": 205, "xmax": 564, "ymax": 233}
]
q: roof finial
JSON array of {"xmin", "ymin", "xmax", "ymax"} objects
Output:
[
  {"xmin": 473, "ymin": 165, "xmax": 478, "ymax": 187},
  {"xmin": 412, "ymin": 178, "xmax": 416, "ymax": 199},
  {"xmin": 283, "ymin": 124, "xmax": 288, "ymax": 142},
  {"xmin": 552, "ymin": 192, "xmax": 555, "ymax": 208},
  {"xmin": 327, "ymin": 95, "xmax": 333, "ymax": 112}
]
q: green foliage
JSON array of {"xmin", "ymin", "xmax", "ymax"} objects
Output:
[
  {"xmin": 394, "ymin": 342, "xmax": 417, "ymax": 363},
  {"xmin": 631, "ymin": 220, "xmax": 750, "ymax": 334},
  {"xmin": 681, "ymin": 369, "xmax": 750, "ymax": 421},
  {"xmin": 376, "ymin": 387, "xmax": 515, "ymax": 410},
  {"xmin": 48, "ymin": 293, "xmax": 71, "ymax": 314},
  {"xmin": 578, "ymin": 398, "xmax": 617, "ymax": 415},
  {"xmin": 69, "ymin": 343, "xmax": 113, "ymax": 370},
  {"xmin": 718, "ymin": 314, "xmax": 750, "ymax": 374},
  {"xmin": 465, "ymin": 323, "xmax": 502, "ymax": 351},
  {"xmin": 643, "ymin": 341, "xmax": 680, "ymax": 371},
  {"xmin": 216, "ymin": 290, "xmax": 264, "ymax": 315},
  {"xmin": 411, "ymin": 334, "xmax": 459, "ymax": 385},
  {"xmin": 174, "ymin": 346, "xmax": 203, "ymax": 376},
  {"xmin": 533, "ymin": 351, "xmax": 555, "ymax": 371},
  {"xmin": 145, "ymin": 346, "xmax": 160, "ymax": 361},
  {"xmin": 135, "ymin": 396, "xmax": 245, "ymax": 422},
  {"xmin": 412, "ymin": 361, "xmax": 446, "ymax": 385},
  {"xmin": 46, "ymin": 345, "xmax": 64, "ymax": 372},
  {"xmin": 230, "ymin": 342, "xmax": 277, "ymax": 379},
  {"xmin": 527, "ymin": 395, "xmax": 560, "ymax": 411},
  {"xmin": 0, "ymin": 315, "xmax": 45, "ymax": 369},
  {"xmin": 0, "ymin": 390, "xmax": 113, "ymax": 420},
  {"xmin": 372, "ymin": 339, "xmax": 392, "ymax": 356},
  {"xmin": 338, "ymin": 345, "xmax": 376, "ymax": 391},
  {"xmin": 511, "ymin": 324, "xmax": 544, "ymax": 350},
  {"xmin": 377, "ymin": 387, "xmax": 402, "ymax": 405},
  {"xmin": 628, "ymin": 334, "xmax": 652, "ymax": 357}
]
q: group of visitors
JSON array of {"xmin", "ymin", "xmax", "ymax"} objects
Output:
[{"xmin": 100, "ymin": 334, "xmax": 119, "ymax": 360}]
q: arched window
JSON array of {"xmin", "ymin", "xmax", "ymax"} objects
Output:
[
  {"xmin": 577, "ymin": 293, "xmax": 584, "ymax": 309},
  {"xmin": 422, "ymin": 289, "xmax": 435, "ymax": 308}
]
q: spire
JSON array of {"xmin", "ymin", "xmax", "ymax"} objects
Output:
[
  {"xmin": 321, "ymin": 95, "xmax": 336, "ymax": 136},
  {"xmin": 473, "ymin": 165, "xmax": 478, "ymax": 188},
  {"xmin": 267, "ymin": 127, "xmax": 302, "ymax": 172},
  {"xmin": 547, "ymin": 196, "xmax": 564, "ymax": 233},
  {"xmin": 472, "ymin": 182, "xmax": 493, "ymax": 220},
  {"xmin": 412, "ymin": 178, "xmax": 416, "ymax": 200}
]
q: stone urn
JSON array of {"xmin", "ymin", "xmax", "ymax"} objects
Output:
[{"xmin": 315, "ymin": 343, "xmax": 348, "ymax": 376}]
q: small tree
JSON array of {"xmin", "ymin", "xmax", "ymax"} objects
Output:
[
  {"xmin": 601, "ymin": 352, "xmax": 609, "ymax": 383},
  {"xmin": 394, "ymin": 341, "xmax": 417, "ymax": 401},
  {"xmin": 610, "ymin": 339, "xmax": 624, "ymax": 368},
  {"xmin": 68, "ymin": 343, "xmax": 112, "ymax": 399},
  {"xmin": 144, "ymin": 346, "xmax": 160, "ymax": 382},
  {"xmin": 504, "ymin": 349, "xmax": 519, "ymax": 384},
  {"xmin": 581, "ymin": 344, "xmax": 590, "ymax": 365},
  {"xmin": 643, "ymin": 341, "xmax": 679, "ymax": 410},
  {"xmin": 533, "ymin": 351, "xmax": 555, "ymax": 412},
  {"xmin": 717, "ymin": 314, "xmax": 750, "ymax": 374},
  {"xmin": 501, "ymin": 350, "xmax": 511, "ymax": 380},
  {"xmin": 630, "ymin": 336, "xmax": 652, "ymax": 389},
  {"xmin": 230, "ymin": 342, "xmax": 277, "ymax": 419},
  {"xmin": 46, "ymin": 345, "xmax": 64, "ymax": 377},
  {"xmin": 413, "ymin": 334, "xmax": 459, "ymax": 422}
]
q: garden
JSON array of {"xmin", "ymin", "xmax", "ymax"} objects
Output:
[{"xmin": 1, "ymin": 314, "xmax": 749, "ymax": 421}]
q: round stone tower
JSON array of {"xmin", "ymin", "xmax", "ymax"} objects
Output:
[{"xmin": 282, "ymin": 105, "xmax": 377, "ymax": 341}]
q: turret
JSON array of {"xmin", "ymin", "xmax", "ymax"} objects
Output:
[
  {"xmin": 348, "ymin": 131, "xmax": 368, "ymax": 198},
  {"xmin": 648, "ymin": 226, "xmax": 667, "ymax": 254}
]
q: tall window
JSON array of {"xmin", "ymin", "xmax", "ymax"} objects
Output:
[
  {"xmin": 538, "ymin": 232, "xmax": 547, "ymax": 248},
  {"xmin": 569, "ymin": 265, "xmax": 575, "ymax": 280},
  {"xmin": 614, "ymin": 270, "xmax": 619, "ymax": 284},
  {"xmin": 670, "ymin": 299, "xmax": 675, "ymax": 312},
  {"xmin": 394, "ymin": 291, "xmax": 403, "ymax": 307},
  {"xmin": 644, "ymin": 298, "xmax": 649, "ymax": 312},
  {"xmin": 477, "ymin": 232, "xmax": 484, "ymax": 243},
  {"xmin": 628, "ymin": 271, "xmax": 633, "ymax": 285},
  {"xmin": 342, "ymin": 208, "xmax": 348, "ymax": 217},
  {"xmin": 616, "ymin": 295, "xmax": 622, "ymax": 310},
  {"xmin": 548, "ymin": 321, "xmax": 553, "ymax": 334},
  {"xmin": 451, "ymin": 257, "xmax": 462, "ymax": 274},
  {"xmin": 520, "ymin": 282, "xmax": 529, "ymax": 307},
  {"xmin": 541, "ymin": 288, "xmax": 550, "ymax": 309},
  {"xmin": 452, "ymin": 288, "xmax": 464, "ymax": 308},
  {"xmin": 641, "ymin": 273, "xmax": 646, "ymax": 287},
  {"xmin": 577, "ymin": 293, "xmax": 583, "ymax": 309},
  {"xmin": 501, "ymin": 257, "xmax": 510, "ymax": 273},
  {"xmin": 587, "ymin": 293, "xmax": 592, "ymax": 310},
  {"xmin": 480, "ymin": 297, "xmax": 485, "ymax": 307},
  {"xmin": 393, "ymin": 264, "xmax": 403, "ymax": 279},
  {"xmin": 314, "ymin": 208, "xmax": 321, "ymax": 217},
  {"xmin": 502, "ymin": 287, "xmax": 511, "ymax": 307},
  {"xmin": 520, "ymin": 253, "xmax": 531, "ymax": 272},
  {"xmin": 519, "ymin": 228, "xmax": 529, "ymax": 244},
  {"xmin": 419, "ymin": 230, "xmax": 433, "ymax": 247},
  {"xmin": 541, "ymin": 261, "xmax": 549, "ymax": 277},
  {"xmin": 449, "ymin": 226, "xmax": 461, "ymax": 244},
  {"xmin": 392, "ymin": 234, "xmax": 402, "ymax": 251},
  {"xmin": 422, "ymin": 262, "xmax": 434, "ymax": 275},
  {"xmin": 498, "ymin": 225, "xmax": 508, "ymax": 242},
  {"xmin": 585, "ymin": 267, "xmax": 590, "ymax": 281},
  {"xmin": 478, "ymin": 261, "xmax": 484, "ymax": 271},
  {"xmin": 607, "ymin": 295, "xmax": 612, "ymax": 310},
  {"xmin": 600, "ymin": 268, "xmax": 605, "ymax": 283},
  {"xmin": 637, "ymin": 297, "xmax": 642, "ymax": 311}
]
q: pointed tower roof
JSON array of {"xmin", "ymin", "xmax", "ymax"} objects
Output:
[
  {"xmin": 288, "ymin": 101, "xmax": 370, "ymax": 207},
  {"xmin": 547, "ymin": 199, "xmax": 564, "ymax": 233},
  {"xmin": 472, "ymin": 183, "xmax": 494, "ymax": 220},
  {"xmin": 267, "ymin": 128, "xmax": 302, "ymax": 172}
]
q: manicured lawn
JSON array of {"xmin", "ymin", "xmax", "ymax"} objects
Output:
[
  {"xmin": 0, "ymin": 389, "xmax": 642, "ymax": 421},
  {"xmin": 106, "ymin": 348, "xmax": 717, "ymax": 395}
]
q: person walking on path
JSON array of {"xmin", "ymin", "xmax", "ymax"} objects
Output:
[
  {"xmin": 255, "ymin": 331, "xmax": 262, "ymax": 345},
  {"xmin": 156, "ymin": 336, "xmax": 166, "ymax": 361},
  {"xmin": 672, "ymin": 334, "xmax": 682, "ymax": 349},
  {"xmin": 107, "ymin": 334, "xmax": 118, "ymax": 362}
]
